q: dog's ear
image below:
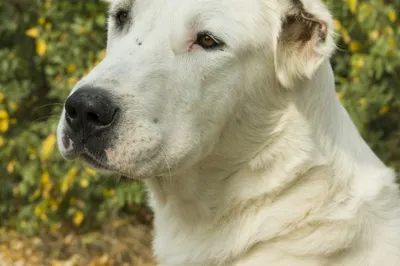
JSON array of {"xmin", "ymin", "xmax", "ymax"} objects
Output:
[{"xmin": 274, "ymin": 0, "xmax": 335, "ymax": 89}]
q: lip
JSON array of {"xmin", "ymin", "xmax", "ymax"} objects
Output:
[{"xmin": 81, "ymin": 152, "xmax": 110, "ymax": 171}]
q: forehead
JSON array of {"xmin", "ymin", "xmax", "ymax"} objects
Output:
[{"xmin": 104, "ymin": 0, "xmax": 281, "ymax": 47}]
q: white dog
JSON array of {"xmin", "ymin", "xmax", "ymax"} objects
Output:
[{"xmin": 57, "ymin": 0, "xmax": 400, "ymax": 265}]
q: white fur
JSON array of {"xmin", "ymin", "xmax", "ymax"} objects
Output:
[{"xmin": 57, "ymin": 0, "xmax": 400, "ymax": 265}]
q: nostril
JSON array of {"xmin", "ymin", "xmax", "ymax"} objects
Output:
[
  {"xmin": 64, "ymin": 88, "xmax": 119, "ymax": 136},
  {"xmin": 65, "ymin": 102, "xmax": 78, "ymax": 119},
  {"xmin": 68, "ymin": 108, "xmax": 77, "ymax": 119},
  {"xmin": 87, "ymin": 112, "xmax": 100, "ymax": 123}
]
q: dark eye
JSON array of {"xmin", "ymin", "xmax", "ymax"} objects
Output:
[
  {"xmin": 195, "ymin": 32, "xmax": 224, "ymax": 50},
  {"xmin": 116, "ymin": 10, "xmax": 128, "ymax": 25}
]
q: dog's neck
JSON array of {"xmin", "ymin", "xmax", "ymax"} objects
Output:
[{"xmin": 145, "ymin": 60, "xmax": 394, "ymax": 265}]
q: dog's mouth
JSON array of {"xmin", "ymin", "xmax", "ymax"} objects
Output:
[
  {"xmin": 81, "ymin": 152, "xmax": 133, "ymax": 181},
  {"xmin": 81, "ymin": 152, "xmax": 111, "ymax": 171}
]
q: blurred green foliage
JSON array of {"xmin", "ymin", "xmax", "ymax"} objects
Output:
[
  {"xmin": 0, "ymin": 0, "xmax": 144, "ymax": 234},
  {"xmin": 0, "ymin": 0, "xmax": 399, "ymax": 233},
  {"xmin": 328, "ymin": 0, "xmax": 400, "ymax": 171}
]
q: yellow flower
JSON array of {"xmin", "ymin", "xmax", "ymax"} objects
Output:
[
  {"xmin": 85, "ymin": 168, "xmax": 97, "ymax": 176},
  {"xmin": 79, "ymin": 178, "xmax": 89, "ymax": 188},
  {"xmin": 341, "ymin": 31, "xmax": 351, "ymax": 44},
  {"xmin": 66, "ymin": 64, "xmax": 77, "ymax": 74},
  {"xmin": 66, "ymin": 167, "xmax": 78, "ymax": 181},
  {"xmin": 68, "ymin": 77, "xmax": 78, "ymax": 85},
  {"xmin": 345, "ymin": 0, "xmax": 358, "ymax": 13},
  {"xmin": 28, "ymin": 147, "xmax": 37, "ymax": 160},
  {"xmin": 61, "ymin": 167, "xmax": 78, "ymax": 193},
  {"xmin": 41, "ymin": 171, "xmax": 50, "ymax": 185},
  {"xmin": 379, "ymin": 106, "xmax": 390, "ymax": 115},
  {"xmin": 0, "ymin": 110, "xmax": 9, "ymax": 133},
  {"xmin": 8, "ymin": 100, "xmax": 18, "ymax": 111},
  {"xmin": 50, "ymin": 200, "xmax": 59, "ymax": 211},
  {"xmin": 103, "ymin": 189, "xmax": 116, "ymax": 197},
  {"xmin": 36, "ymin": 39, "xmax": 47, "ymax": 57},
  {"xmin": 388, "ymin": 10, "xmax": 397, "ymax": 23},
  {"xmin": 333, "ymin": 20, "xmax": 341, "ymax": 31},
  {"xmin": 0, "ymin": 92, "xmax": 4, "ymax": 103},
  {"xmin": 352, "ymin": 57, "xmax": 365, "ymax": 68},
  {"xmin": 42, "ymin": 182, "xmax": 53, "ymax": 199},
  {"xmin": 99, "ymin": 49, "xmax": 106, "ymax": 60},
  {"xmin": 73, "ymin": 211, "xmax": 84, "ymax": 226},
  {"xmin": 359, "ymin": 98, "xmax": 366, "ymax": 106},
  {"xmin": 40, "ymin": 213, "xmax": 48, "ymax": 222},
  {"xmin": 37, "ymin": 17, "xmax": 46, "ymax": 25},
  {"xmin": 369, "ymin": 30, "xmax": 379, "ymax": 41},
  {"xmin": 336, "ymin": 92, "xmax": 344, "ymax": 100},
  {"xmin": 34, "ymin": 205, "xmax": 43, "ymax": 216},
  {"xmin": 61, "ymin": 183, "xmax": 68, "ymax": 194},
  {"xmin": 0, "ymin": 136, "xmax": 5, "ymax": 148},
  {"xmin": 40, "ymin": 134, "xmax": 56, "ymax": 161},
  {"xmin": 30, "ymin": 189, "xmax": 41, "ymax": 201},
  {"xmin": 349, "ymin": 41, "xmax": 362, "ymax": 53},
  {"xmin": 25, "ymin": 27, "xmax": 39, "ymax": 38},
  {"xmin": 45, "ymin": 23, "xmax": 52, "ymax": 31},
  {"xmin": 7, "ymin": 161, "xmax": 15, "ymax": 173},
  {"xmin": 29, "ymin": 189, "xmax": 41, "ymax": 202}
]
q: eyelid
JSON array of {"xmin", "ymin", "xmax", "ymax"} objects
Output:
[
  {"xmin": 196, "ymin": 31, "xmax": 224, "ymax": 45},
  {"xmin": 113, "ymin": 9, "xmax": 130, "ymax": 28},
  {"xmin": 114, "ymin": 10, "xmax": 128, "ymax": 19}
]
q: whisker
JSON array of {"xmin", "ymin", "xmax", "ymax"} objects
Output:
[
  {"xmin": 100, "ymin": 172, "xmax": 113, "ymax": 185},
  {"xmin": 141, "ymin": 151, "xmax": 158, "ymax": 169},
  {"xmin": 115, "ymin": 174, "xmax": 122, "ymax": 185},
  {"xmin": 159, "ymin": 144, "xmax": 172, "ymax": 181},
  {"xmin": 33, "ymin": 103, "xmax": 64, "ymax": 111},
  {"xmin": 31, "ymin": 115, "xmax": 61, "ymax": 123},
  {"xmin": 143, "ymin": 160, "xmax": 153, "ymax": 177}
]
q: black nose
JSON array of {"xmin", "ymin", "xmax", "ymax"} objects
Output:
[{"xmin": 64, "ymin": 87, "xmax": 119, "ymax": 140}]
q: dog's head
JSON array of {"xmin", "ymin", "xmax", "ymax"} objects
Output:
[{"xmin": 57, "ymin": 0, "xmax": 335, "ymax": 179}]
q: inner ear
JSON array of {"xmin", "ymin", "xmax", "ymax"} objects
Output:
[
  {"xmin": 281, "ymin": 12, "xmax": 327, "ymax": 44},
  {"xmin": 275, "ymin": 0, "xmax": 334, "ymax": 89}
]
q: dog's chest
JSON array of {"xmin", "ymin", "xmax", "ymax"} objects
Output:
[
  {"xmin": 152, "ymin": 214, "xmax": 241, "ymax": 266},
  {"xmin": 148, "ymin": 168, "xmax": 333, "ymax": 265}
]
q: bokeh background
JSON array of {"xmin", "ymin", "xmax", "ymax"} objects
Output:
[{"xmin": 0, "ymin": 0, "xmax": 399, "ymax": 265}]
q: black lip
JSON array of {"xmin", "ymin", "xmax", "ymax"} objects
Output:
[{"xmin": 62, "ymin": 124, "xmax": 113, "ymax": 165}]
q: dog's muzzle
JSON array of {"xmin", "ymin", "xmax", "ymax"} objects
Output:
[{"xmin": 61, "ymin": 86, "xmax": 119, "ymax": 169}]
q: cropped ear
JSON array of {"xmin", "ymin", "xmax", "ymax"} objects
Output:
[{"xmin": 275, "ymin": 0, "xmax": 336, "ymax": 89}]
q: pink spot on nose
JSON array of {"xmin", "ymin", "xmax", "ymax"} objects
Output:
[{"xmin": 105, "ymin": 148, "xmax": 114, "ymax": 159}]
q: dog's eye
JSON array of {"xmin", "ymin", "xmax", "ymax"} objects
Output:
[
  {"xmin": 195, "ymin": 32, "xmax": 224, "ymax": 50},
  {"xmin": 115, "ymin": 10, "xmax": 129, "ymax": 25}
]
